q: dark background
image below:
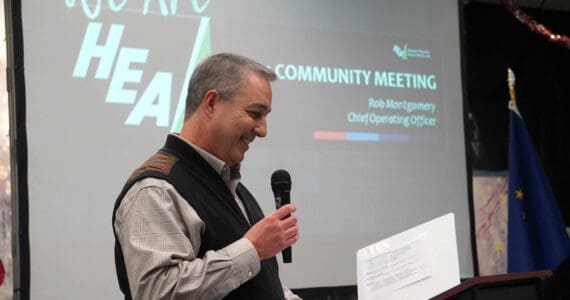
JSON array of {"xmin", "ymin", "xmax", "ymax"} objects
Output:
[{"xmin": 465, "ymin": 3, "xmax": 570, "ymax": 225}]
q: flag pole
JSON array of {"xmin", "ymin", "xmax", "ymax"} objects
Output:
[
  {"xmin": 507, "ymin": 68, "xmax": 516, "ymax": 104},
  {"xmin": 507, "ymin": 68, "xmax": 520, "ymax": 114}
]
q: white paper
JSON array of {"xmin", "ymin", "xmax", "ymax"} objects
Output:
[{"xmin": 357, "ymin": 232, "xmax": 432, "ymax": 299}]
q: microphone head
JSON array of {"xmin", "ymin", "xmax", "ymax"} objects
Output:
[{"xmin": 271, "ymin": 169, "xmax": 291, "ymax": 193}]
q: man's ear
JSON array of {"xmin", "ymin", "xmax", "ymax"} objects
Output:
[{"xmin": 201, "ymin": 90, "xmax": 221, "ymax": 116}]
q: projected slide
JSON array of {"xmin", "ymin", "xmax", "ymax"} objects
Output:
[
  {"xmin": 23, "ymin": 1, "xmax": 472, "ymax": 299},
  {"xmin": 70, "ymin": 7, "xmax": 444, "ymax": 152},
  {"xmin": 238, "ymin": 25, "xmax": 444, "ymax": 152}
]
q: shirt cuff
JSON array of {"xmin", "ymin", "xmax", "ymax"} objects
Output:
[{"xmin": 224, "ymin": 238, "xmax": 261, "ymax": 283}]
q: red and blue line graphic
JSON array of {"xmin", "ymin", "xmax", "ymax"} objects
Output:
[{"xmin": 313, "ymin": 130, "xmax": 411, "ymax": 142}]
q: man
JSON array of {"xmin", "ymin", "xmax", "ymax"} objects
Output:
[{"xmin": 113, "ymin": 53, "xmax": 301, "ymax": 299}]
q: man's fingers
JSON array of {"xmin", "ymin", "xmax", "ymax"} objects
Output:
[
  {"xmin": 281, "ymin": 214, "xmax": 297, "ymax": 228},
  {"xmin": 273, "ymin": 204, "xmax": 296, "ymax": 219},
  {"xmin": 284, "ymin": 226, "xmax": 299, "ymax": 241}
]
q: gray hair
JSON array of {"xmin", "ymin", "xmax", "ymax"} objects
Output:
[{"xmin": 184, "ymin": 53, "xmax": 277, "ymax": 119}]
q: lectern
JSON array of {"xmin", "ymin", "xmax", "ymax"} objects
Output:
[{"xmin": 429, "ymin": 270, "xmax": 552, "ymax": 300}]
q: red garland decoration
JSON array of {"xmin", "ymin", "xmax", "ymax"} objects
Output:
[
  {"xmin": 500, "ymin": 0, "xmax": 570, "ymax": 49},
  {"xmin": 0, "ymin": 257, "xmax": 4, "ymax": 286}
]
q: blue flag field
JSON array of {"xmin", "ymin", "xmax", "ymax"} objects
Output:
[{"xmin": 507, "ymin": 101, "xmax": 570, "ymax": 273}]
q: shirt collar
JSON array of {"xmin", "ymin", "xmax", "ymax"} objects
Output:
[{"xmin": 170, "ymin": 133, "xmax": 241, "ymax": 184}]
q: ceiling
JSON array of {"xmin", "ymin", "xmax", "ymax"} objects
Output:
[{"xmin": 469, "ymin": 0, "xmax": 570, "ymax": 12}]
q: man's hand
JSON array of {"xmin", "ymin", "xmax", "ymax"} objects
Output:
[{"xmin": 244, "ymin": 204, "xmax": 299, "ymax": 260}]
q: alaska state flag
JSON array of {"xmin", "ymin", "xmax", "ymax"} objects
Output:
[{"xmin": 508, "ymin": 101, "xmax": 570, "ymax": 273}]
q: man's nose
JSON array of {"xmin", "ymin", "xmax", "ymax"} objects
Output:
[{"xmin": 254, "ymin": 118, "xmax": 267, "ymax": 137}]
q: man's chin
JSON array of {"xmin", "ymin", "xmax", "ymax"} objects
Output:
[{"xmin": 229, "ymin": 152, "xmax": 246, "ymax": 166}]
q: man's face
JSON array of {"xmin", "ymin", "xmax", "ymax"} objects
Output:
[{"xmin": 210, "ymin": 71, "xmax": 272, "ymax": 166}]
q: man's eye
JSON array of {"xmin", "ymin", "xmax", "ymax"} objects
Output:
[{"xmin": 247, "ymin": 111, "xmax": 262, "ymax": 119}]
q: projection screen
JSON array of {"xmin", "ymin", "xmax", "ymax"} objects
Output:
[{"xmin": 22, "ymin": 1, "xmax": 473, "ymax": 298}]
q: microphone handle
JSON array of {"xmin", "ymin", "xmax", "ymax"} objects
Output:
[
  {"xmin": 278, "ymin": 190, "xmax": 292, "ymax": 263},
  {"xmin": 283, "ymin": 246, "xmax": 292, "ymax": 263},
  {"xmin": 280, "ymin": 190, "xmax": 290, "ymax": 206}
]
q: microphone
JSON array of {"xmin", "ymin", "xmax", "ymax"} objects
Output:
[{"xmin": 271, "ymin": 169, "xmax": 292, "ymax": 263}]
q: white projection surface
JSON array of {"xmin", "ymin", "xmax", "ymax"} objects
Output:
[{"xmin": 23, "ymin": 1, "xmax": 472, "ymax": 298}]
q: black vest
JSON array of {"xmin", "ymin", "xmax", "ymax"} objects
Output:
[{"xmin": 113, "ymin": 135, "xmax": 285, "ymax": 299}]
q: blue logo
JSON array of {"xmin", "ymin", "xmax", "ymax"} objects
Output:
[{"xmin": 393, "ymin": 43, "xmax": 431, "ymax": 60}]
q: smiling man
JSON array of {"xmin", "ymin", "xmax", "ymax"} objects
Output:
[{"xmin": 113, "ymin": 53, "xmax": 301, "ymax": 300}]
